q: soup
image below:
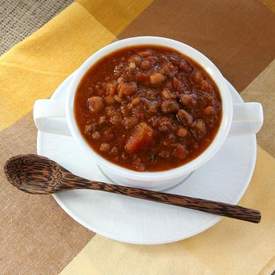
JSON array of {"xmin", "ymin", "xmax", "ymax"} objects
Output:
[{"xmin": 75, "ymin": 46, "xmax": 222, "ymax": 171}]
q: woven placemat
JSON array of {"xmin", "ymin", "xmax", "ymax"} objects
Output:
[{"xmin": 0, "ymin": 0, "xmax": 72, "ymax": 55}]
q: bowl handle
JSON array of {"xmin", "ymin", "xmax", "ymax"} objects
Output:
[
  {"xmin": 229, "ymin": 102, "xmax": 263, "ymax": 135},
  {"xmin": 33, "ymin": 99, "xmax": 70, "ymax": 136}
]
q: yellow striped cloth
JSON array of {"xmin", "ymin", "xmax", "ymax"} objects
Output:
[{"xmin": 0, "ymin": 0, "xmax": 152, "ymax": 131}]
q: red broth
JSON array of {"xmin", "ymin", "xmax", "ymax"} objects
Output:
[{"xmin": 75, "ymin": 46, "xmax": 222, "ymax": 171}]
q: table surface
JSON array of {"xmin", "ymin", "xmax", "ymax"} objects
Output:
[{"xmin": 1, "ymin": 1, "xmax": 275, "ymax": 274}]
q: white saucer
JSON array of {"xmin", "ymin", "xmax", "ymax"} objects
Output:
[{"xmin": 37, "ymin": 74, "xmax": 256, "ymax": 245}]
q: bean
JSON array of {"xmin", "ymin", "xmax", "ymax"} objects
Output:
[
  {"xmin": 173, "ymin": 144, "xmax": 187, "ymax": 160},
  {"xmin": 110, "ymin": 146, "xmax": 119, "ymax": 155},
  {"xmin": 177, "ymin": 127, "xmax": 188, "ymax": 137},
  {"xmin": 158, "ymin": 117, "xmax": 174, "ymax": 132},
  {"xmin": 150, "ymin": 72, "xmax": 166, "ymax": 86},
  {"xmin": 118, "ymin": 81, "xmax": 137, "ymax": 96},
  {"xmin": 161, "ymin": 62, "xmax": 178, "ymax": 77},
  {"xmin": 103, "ymin": 128, "xmax": 114, "ymax": 141},
  {"xmin": 192, "ymin": 119, "xmax": 207, "ymax": 139},
  {"xmin": 147, "ymin": 56, "xmax": 158, "ymax": 64},
  {"xmin": 92, "ymin": 131, "xmax": 101, "ymax": 140},
  {"xmin": 98, "ymin": 116, "xmax": 106, "ymax": 124},
  {"xmin": 148, "ymin": 116, "xmax": 160, "ymax": 128},
  {"xmin": 100, "ymin": 143, "xmax": 110, "ymax": 152},
  {"xmin": 145, "ymin": 89, "xmax": 158, "ymax": 100},
  {"xmin": 114, "ymin": 95, "xmax": 122, "ymax": 103},
  {"xmin": 179, "ymin": 60, "xmax": 193, "ymax": 73},
  {"xmin": 123, "ymin": 117, "xmax": 138, "ymax": 129},
  {"xmin": 140, "ymin": 60, "xmax": 151, "ymax": 70},
  {"xmin": 105, "ymin": 106, "xmax": 116, "ymax": 117},
  {"xmin": 87, "ymin": 96, "xmax": 104, "ymax": 113},
  {"xmin": 104, "ymin": 95, "xmax": 114, "ymax": 105},
  {"xmin": 106, "ymin": 81, "xmax": 117, "ymax": 95},
  {"xmin": 201, "ymin": 80, "xmax": 213, "ymax": 92},
  {"xmin": 177, "ymin": 109, "xmax": 193, "ymax": 125},
  {"xmin": 131, "ymin": 97, "xmax": 141, "ymax": 106},
  {"xmin": 117, "ymin": 76, "xmax": 124, "ymax": 83},
  {"xmin": 172, "ymin": 77, "xmax": 184, "ymax": 90},
  {"xmin": 129, "ymin": 62, "xmax": 136, "ymax": 69},
  {"xmin": 161, "ymin": 88, "xmax": 176, "ymax": 99},
  {"xmin": 204, "ymin": 105, "xmax": 215, "ymax": 115},
  {"xmin": 158, "ymin": 150, "xmax": 170, "ymax": 158},
  {"xmin": 137, "ymin": 49, "xmax": 153, "ymax": 57},
  {"xmin": 147, "ymin": 101, "xmax": 159, "ymax": 113},
  {"xmin": 84, "ymin": 124, "xmax": 95, "ymax": 134},
  {"xmin": 180, "ymin": 94, "xmax": 196, "ymax": 106},
  {"xmin": 161, "ymin": 100, "xmax": 179, "ymax": 113},
  {"xmin": 128, "ymin": 55, "xmax": 142, "ymax": 65},
  {"xmin": 192, "ymin": 71, "xmax": 204, "ymax": 84},
  {"xmin": 110, "ymin": 114, "xmax": 122, "ymax": 125},
  {"xmin": 165, "ymin": 80, "xmax": 173, "ymax": 90},
  {"xmin": 136, "ymin": 72, "xmax": 149, "ymax": 83},
  {"xmin": 132, "ymin": 158, "xmax": 145, "ymax": 171}
]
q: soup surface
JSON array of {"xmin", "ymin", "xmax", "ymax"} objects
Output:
[{"xmin": 75, "ymin": 45, "xmax": 222, "ymax": 171}]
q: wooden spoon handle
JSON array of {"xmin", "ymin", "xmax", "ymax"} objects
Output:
[{"xmin": 82, "ymin": 180, "xmax": 261, "ymax": 223}]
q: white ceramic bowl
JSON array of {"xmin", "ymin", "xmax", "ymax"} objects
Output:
[{"xmin": 34, "ymin": 36, "xmax": 263, "ymax": 190}]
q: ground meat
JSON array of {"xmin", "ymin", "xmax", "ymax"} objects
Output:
[
  {"xmin": 84, "ymin": 123, "xmax": 96, "ymax": 134},
  {"xmin": 110, "ymin": 114, "xmax": 122, "ymax": 125},
  {"xmin": 132, "ymin": 158, "xmax": 145, "ymax": 171},
  {"xmin": 158, "ymin": 117, "xmax": 175, "ymax": 132},
  {"xmin": 103, "ymin": 128, "xmax": 114, "ymax": 141},
  {"xmin": 146, "ymin": 101, "xmax": 159, "ymax": 113}
]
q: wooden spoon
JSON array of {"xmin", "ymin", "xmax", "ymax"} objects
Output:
[{"xmin": 4, "ymin": 154, "xmax": 261, "ymax": 223}]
